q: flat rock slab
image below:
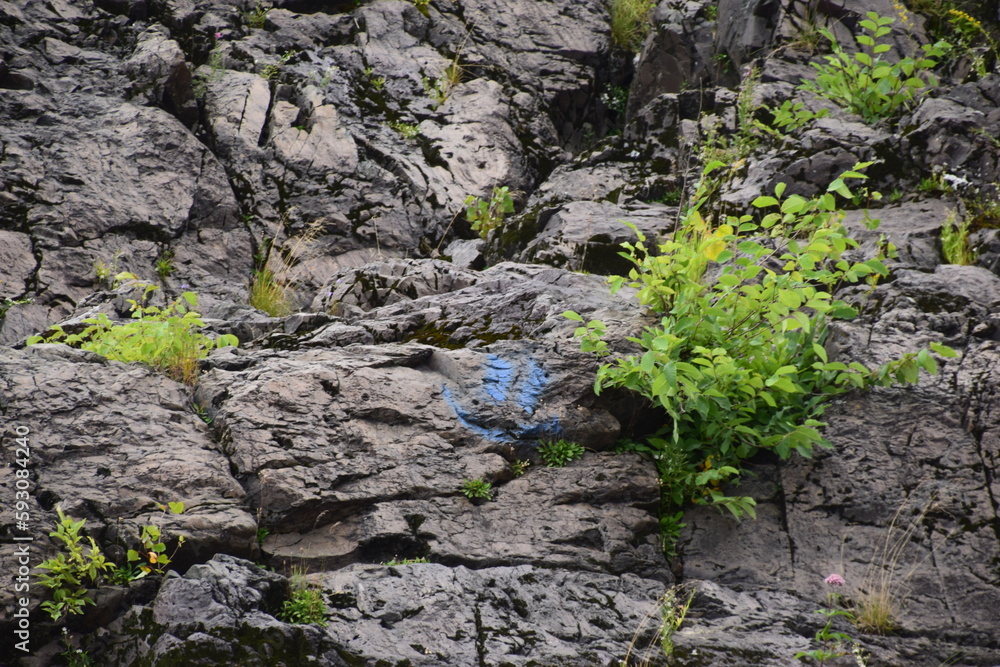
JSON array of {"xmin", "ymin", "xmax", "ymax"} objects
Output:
[{"xmin": 195, "ymin": 340, "xmax": 666, "ymax": 578}]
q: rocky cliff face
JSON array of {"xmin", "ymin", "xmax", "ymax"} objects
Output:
[{"xmin": 1, "ymin": 0, "xmax": 999, "ymax": 665}]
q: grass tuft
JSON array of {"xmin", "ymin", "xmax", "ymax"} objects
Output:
[{"xmin": 610, "ymin": 0, "xmax": 654, "ymax": 52}]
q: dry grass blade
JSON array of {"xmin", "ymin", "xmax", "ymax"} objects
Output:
[
  {"xmin": 852, "ymin": 499, "xmax": 933, "ymax": 635},
  {"xmin": 621, "ymin": 584, "xmax": 695, "ymax": 665},
  {"xmin": 250, "ymin": 217, "xmax": 325, "ymax": 317}
]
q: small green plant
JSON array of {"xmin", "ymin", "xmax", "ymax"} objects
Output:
[
  {"xmin": 261, "ymin": 52, "xmax": 293, "ymax": 81},
  {"xmin": 621, "ymin": 584, "xmax": 695, "ymax": 664},
  {"xmin": 889, "ymin": 189, "xmax": 903, "ymax": 203},
  {"xmin": 610, "ymin": 0, "xmax": 654, "ymax": 52},
  {"xmin": 383, "ymin": 556, "xmax": 429, "ymax": 566},
  {"xmin": 191, "ymin": 402, "xmax": 213, "ymax": 424},
  {"xmin": 511, "ymin": 459, "xmax": 531, "ymax": 477},
  {"xmin": 800, "ymin": 12, "xmax": 950, "ymax": 123},
  {"xmin": 851, "ymin": 500, "xmax": 933, "ymax": 635},
  {"xmin": 460, "ymin": 478, "xmax": 493, "ymax": 500},
  {"xmin": 257, "ymin": 527, "xmax": 271, "ymax": 545},
  {"xmin": 250, "ymin": 268, "xmax": 291, "ymax": 317},
  {"xmin": 371, "ymin": 75, "xmax": 386, "ymax": 91},
  {"xmin": 37, "ymin": 507, "xmax": 114, "ymax": 621},
  {"xmin": 0, "ymin": 296, "xmax": 30, "ymax": 320},
  {"xmin": 657, "ymin": 586, "xmax": 695, "ymax": 657},
  {"xmin": 655, "ymin": 188, "xmax": 684, "ymax": 206},
  {"xmin": 796, "ymin": 575, "xmax": 870, "ymax": 665},
  {"xmin": 106, "ymin": 563, "xmax": 143, "ymax": 585},
  {"xmin": 941, "ymin": 210, "xmax": 975, "ymax": 265},
  {"xmin": 465, "ymin": 186, "xmax": 515, "ymax": 239},
  {"xmin": 423, "ymin": 52, "xmax": 464, "ymax": 108},
  {"xmin": 94, "ymin": 259, "xmax": 113, "ymax": 287},
  {"xmin": 245, "ymin": 2, "xmax": 270, "ymax": 29},
  {"xmin": 27, "ymin": 292, "xmax": 238, "ymax": 384},
  {"xmin": 59, "ymin": 629, "xmax": 95, "ymax": 667},
  {"xmin": 390, "ymin": 120, "xmax": 420, "ymax": 140},
  {"xmin": 155, "ymin": 249, "xmax": 176, "ymax": 280},
  {"xmin": 411, "ymin": 0, "xmax": 430, "ymax": 12},
  {"xmin": 537, "ymin": 439, "xmax": 585, "ymax": 467},
  {"xmin": 918, "ymin": 170, "xmax": 954, "ymax": 195},
  {"xmin": 754, "ymin": 99, "xmax": 828, "ymax": 138},
  {"xmin": 126, "ymin": 502, "xmax": 186, "ymax": 576},
  {"xmin": 601, "ymin": 84, "xmax": 629, "ymax": 115},
  {"xmin": 280, "ymin": 574, "xmax": 328, "ymax": 624}
]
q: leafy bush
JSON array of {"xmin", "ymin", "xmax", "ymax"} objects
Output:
[
  {"xmin": 460, "ymin": 478, "xmax": 493, "ymax": 500},
  {"xmin": 537, "ymin": 439, "xmax": 585, "ymax": 467},
  {"xmin": 37, "ymin": 507, "xmax": 114, "ymax": 621},
  {"xmin": 27, "ymin": 292, "xmax": 238, "ymax": 384},
  {"xmin": 566, "ymin": 162, "xmax": 955, "ymax": 521},
  {"xmin": 800, "ymin": 12, "xmax": 950, "ymax": 123},
  {"xmin": 280, "ymin": 576, "xmax": 328, "ymax": 624},
  {"xmin": 465, "ymin": 186, "xmax": 514, "ymax": 239}
]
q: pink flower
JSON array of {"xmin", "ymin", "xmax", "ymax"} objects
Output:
[
  {"xmin": 824, "ymin": 574, "xmax": 846, "ymax": 587},
  {"xmin": 214, "ymin": 31, "xmax": 223, "ymax": 39}
]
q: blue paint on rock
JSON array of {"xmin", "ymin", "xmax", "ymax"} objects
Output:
[
  {"xmin": 482, "ymin": 355, "xmax": 515, "ymax": 403},
  {"xmin": 440, "ymin": 352, "xmax": 560, "ymax": 442},
  {"xmin": 516, "ymin": 357, "xmax": 548, "ymax": 416}
]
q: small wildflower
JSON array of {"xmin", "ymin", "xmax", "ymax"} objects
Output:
[
  {"xmin": 825, "ymin": 573, "xmax": 846, "ymax": 587},
  {"xmin": 214, "ymin": 31, "xmax": 222, "ymax": 39}
]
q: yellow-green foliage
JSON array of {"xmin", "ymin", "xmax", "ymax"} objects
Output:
[
  {"xmin": 801, "ymin": 12, "xmax": 950, "ymax": 123},
  {"xmin": 610, "ymin": 0, "xmax": 654, "ymax": 52},
  {"xmin": 27, "ymin": 291, "xmax": 238, "ymax": 384},
  {"xmin": 567, "ymin": 162, "xmax": 955, "ymax": 523},
  {"xmin": 280, "ymin": 575, "xmax": 328, "ymax": 624},
  {"xmin": 940, "ymin": 211, "xmax": 975, "ymax": 265}
]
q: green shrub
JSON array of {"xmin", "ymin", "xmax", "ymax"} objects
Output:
[
  {"xmin": 537, "ymin": 439, "xmax": 585, "ymax": 467},
  {"xmin": 465, "ymin": 186, "xmax": 514, "ymax": 239},
  {"xmin": 800, "ymin": 12, "xmax": 950, "ymax": 123},
  {"xmin": 460, "ymin": 478, "xmax": 493, "ymax": 500},
  {"xmin": 280, "ymin": 576, "xmax": 328, "ymax": 624},
  {"xmin": 610, "ymin": 0, "xmax": 654, "ymax": 52},
  {"xmin": 566, "ymin": 161, "xmax": 955, "ymax": 522},
  {"xmin": 27, "ymin": 292, "xmax": 238, "ymax": 384},
  {"xmin": 37, "ymin": 507, "xmax": 114, "ymax": 621}
]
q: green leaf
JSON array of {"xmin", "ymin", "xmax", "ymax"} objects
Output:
[
  {"xmin": 930, "ymin": 342, "xmax": 957, "ymax": 358},
  {"xmin": 562, "ymin": 310, "xmax": 584, "ymax": 322},
  {"xmin": 752, "ymin": 196, "xmax": 780, "ymax": 208},
  {"xmin": 168, "ymin": 502, "xmax": 185, "ymax": 514}
]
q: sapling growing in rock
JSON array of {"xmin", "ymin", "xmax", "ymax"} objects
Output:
[{"xmin": 566, "ymin": 161, "xmax": 956, "ymax": 533}]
